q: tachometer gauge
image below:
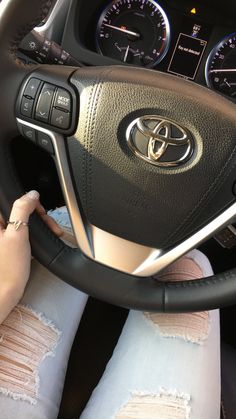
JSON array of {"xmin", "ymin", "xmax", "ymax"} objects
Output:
[
  {"xmin": 96, "ymin": 0, "xmax": 170, "ymax": 68},
  {"xmin": 205, "ymin": 33, "xmax": 236, "ymax": 99}
]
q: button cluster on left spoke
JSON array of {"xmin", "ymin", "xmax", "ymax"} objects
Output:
[
  {"xmin": 19, "ymin": 124, "xmax": 55, "ymax": 155},
  {"xmin": 18, "ymin": 77, "xmax": 73, "ymax": 133}
]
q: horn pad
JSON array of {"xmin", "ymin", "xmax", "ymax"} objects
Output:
[{"xmin": 67, "ymin": 66, "xmax": 236, "ymax": 249}]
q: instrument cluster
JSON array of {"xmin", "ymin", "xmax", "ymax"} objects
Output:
[
  {"xmin": 92, "ymin": 0, "xmax": 236, "ymax": 99},
  {"xmin": 96, "ymin": 0, "xmax": 170, "ymax": 68}
]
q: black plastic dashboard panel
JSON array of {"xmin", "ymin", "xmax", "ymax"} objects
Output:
[{"xmin": 61, "ymin": 0, "xmax": 236, "ymax": 91}]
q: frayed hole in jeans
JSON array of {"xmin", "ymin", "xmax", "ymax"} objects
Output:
[
  {"xmin": 144, "ymin": 311, "xmax": 210, "ymax": 344},
  {"xmin": 147, "ymin": 256, "xmax": 210, "ymax": 344},
  {"xmin": 115, "ymin": 390, "xmax": 191, "ymax": 419},
  {"xmin": 0, "ymin": 305, "xmax": 60, "ymax": 404}
]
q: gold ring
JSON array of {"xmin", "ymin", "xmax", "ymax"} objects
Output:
[{"xmin": 7, "ymin": 220, "xmax": 29, "ymax": 231}]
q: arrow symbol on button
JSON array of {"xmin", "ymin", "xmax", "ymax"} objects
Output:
[
  {"xmin": 39, "ymin": 111, "xmax": 46, "ymax": 116},
  {"xmin": 44, "ymin": 91, "xmax": 51, "ymax": 96}
]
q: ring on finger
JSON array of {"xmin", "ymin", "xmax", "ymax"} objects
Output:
[{"xmin": 7, "ymin": 220, "xmax": 29, "ymax": 231}]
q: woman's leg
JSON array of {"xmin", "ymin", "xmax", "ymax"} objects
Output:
[
  {"xmin": 0, "ymin": 208, "xmax": 88, "ymax": 419},
  {"xmin": 81, "ymin": 250, "xmax": 220, "ymax": 419}
]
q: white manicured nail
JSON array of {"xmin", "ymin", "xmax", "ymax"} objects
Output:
[{"xmin": 25, "ymin": 190, "xmax": 40, "ymax": 201}]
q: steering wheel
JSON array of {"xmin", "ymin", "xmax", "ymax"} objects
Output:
[{"xmin": 0, "ymin": 0, "xmax": 236, "ymax": 313}]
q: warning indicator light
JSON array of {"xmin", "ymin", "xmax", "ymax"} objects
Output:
[{"xmin": 190, "ymin": 7, "xmax": 197, "ymax": 14}]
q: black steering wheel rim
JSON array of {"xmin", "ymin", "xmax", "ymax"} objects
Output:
[{"xmin": 1, "ymin": 0, "xmax": 236, "ymax": 313}]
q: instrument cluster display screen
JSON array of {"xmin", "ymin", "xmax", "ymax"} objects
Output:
[
  {"xmin": 168, "ymin": 33, "xmax": 207, "ymax": 79},
  {"xmin": 167, "ymin": 19, "xmax": 211, "ymax": 80}
]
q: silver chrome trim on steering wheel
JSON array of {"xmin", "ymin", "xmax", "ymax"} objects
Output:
[
  {"xmin": 17, "ymin": 119, "xmax": 236, "ymax": 277},
  {"xmin": 17, "ymin": 119, "xmax": 93, "ymax": 259}
]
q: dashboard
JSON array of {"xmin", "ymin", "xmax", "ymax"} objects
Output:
[{"xmin": 58, "ymin": 0, "xmax": 236, "ymax": 101}]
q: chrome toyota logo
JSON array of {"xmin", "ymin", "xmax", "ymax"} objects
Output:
[{"xmin": 126, "ymin": 115, "xmax": 194, "ymax": 167}]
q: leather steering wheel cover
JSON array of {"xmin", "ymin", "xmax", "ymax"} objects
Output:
[
  {"xmin": 1, "ymin": 0, "xmax": 236, "ymax": 312},
  {"xmin": 69, "ymin": 66, "xmax": 236, "ymax": 249}
]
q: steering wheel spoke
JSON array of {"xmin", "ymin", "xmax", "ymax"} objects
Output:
[{"xmin": 1, "ymin": 0, "xmax": 236, "ymax": 312}]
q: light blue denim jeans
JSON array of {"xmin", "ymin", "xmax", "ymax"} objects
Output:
[
  {"xmin": 0, "ymin": 207, "xmax": 220, "ymax": 419},
  {"xmin": 0, "ymin": 207, "xmax": 88, "ymax": 419},
  {"xmin": 80, "ymin": 249, "xmax": 220, "ymax": 419}
]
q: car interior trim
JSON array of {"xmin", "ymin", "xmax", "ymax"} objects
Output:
[
  {"xmin": 35, "ymin": 0, "xmax": 71, "ymax": 43},
  {"xmin": 17, "ymin": 118, "xmax": 93, "ymax": 259},
  {"xmin": 17, "ymin": 118, "xmax": 236, "ymax": 278}
]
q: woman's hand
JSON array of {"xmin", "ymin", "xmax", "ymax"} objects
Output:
[{"xmin": 0, "ymin": 191, "xmax": 63, "ymax": 323}]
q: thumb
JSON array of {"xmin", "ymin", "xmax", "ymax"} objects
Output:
[{"xmin": 6, "ymin": 190, "xmax": 40, "ymax": 234}]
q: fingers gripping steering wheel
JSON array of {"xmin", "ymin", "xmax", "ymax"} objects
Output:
[{"xmin": 0, "ymin": 0, "xmax": 236, "ymax": 312}]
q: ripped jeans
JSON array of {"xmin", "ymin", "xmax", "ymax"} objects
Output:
[
  {"xmin": 0, "ymin": 207, "xmax": 220, "ymax": 419},
  {"xmin": 81, "ymin": 250, "xmax": 220, "ymax": 419}
]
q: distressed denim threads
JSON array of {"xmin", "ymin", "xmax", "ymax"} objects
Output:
[{"xmin": 0, "ymin": 305, "xmax": 60, "ymax": 404}]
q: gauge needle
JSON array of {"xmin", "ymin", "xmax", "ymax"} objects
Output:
[
  {"xmin": 209, "ymin": 69, "xmax": 236, "ymax": 73},
  {"xmin": 124, "ymin": 45, "xmax": 130, "ymax": 62},
  {"xmin": 104, "ymin": 23, "xmax": 140, "ymax": 38}
]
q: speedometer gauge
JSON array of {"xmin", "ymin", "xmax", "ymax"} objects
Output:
[
  {"xmin": 96, "ymin": 0, "xmax": 170, "ymax": 68},
  {"xmin": 205, "ymin": 33, "xmax": 236, "ymax": 99}
]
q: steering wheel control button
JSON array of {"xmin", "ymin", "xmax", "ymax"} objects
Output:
[
  {"xmin": 22, "ymin": 126, "xmax": 36, "ymax": 142},
  {"xmin": 23, "ymin": 78, "xmax": 41, "ymax": 99},
  {"xmin": 215, "ymin": 225, "xmax": 236, "ymax": 249},
  {"xmin": 54, "ymin": 88, "xmax": 71, "ymax": 112},
  {"xmin": 35, "ymin": 83, "xmax": 55, "ymax": 123},
  {"xmin": 51, "ymin": 108, "xmax": 70, "ymax": 129},
  {"xmin": 37, "ymin": 132, "xmax": 54, "ymax": 154},
  {"xmin": 21, "ymin": 97, "xmax": 34, "ymax": 117}
]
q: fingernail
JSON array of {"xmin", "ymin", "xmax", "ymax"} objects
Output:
[{"xmin": 25, "ymin": 190, "xmax": 40, "ymax": 200}]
